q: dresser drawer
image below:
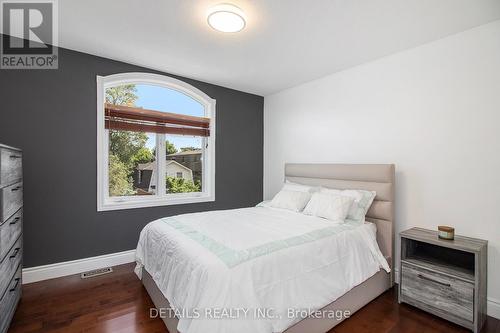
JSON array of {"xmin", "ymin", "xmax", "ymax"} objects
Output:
[
  {"xmin": 0, "ymin": 149, "xmax": 22, "ymax": 187},
  {"xmin": 0, "ymin": 265, "xmax": 21, "ymax": 333},
  {"xmin": 401, "ymin": 262, "xmax": 474, "ymax": 322},
  {"xmin": 0, "ymin": 209, "xmax": 22, "ymax": 260},
  {"xmin": 1, "ymin": 182, "xmax": 22, "ymax": 222},
  {"xmin": 0, "ymin": 237, "xmax": 22, "ymax": 296}
]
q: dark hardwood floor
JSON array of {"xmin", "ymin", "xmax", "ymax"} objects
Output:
[{"xmin": 9, "ymin": 263, "xmax": 500, "ymax": 333}]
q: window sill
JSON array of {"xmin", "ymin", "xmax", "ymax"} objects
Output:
[{"xmin": 97, "ymin": 194, "xmax": 215, "ymax": 212}]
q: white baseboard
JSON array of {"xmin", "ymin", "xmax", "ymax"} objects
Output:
[
  {"xmin": 488, "ymin": 297, "xmax": 500, "ymax": 319},
  {"xmin": 393, "ymin": 268, "xmax": 500, "ymax": 319},
  {"xmin": 22, "ymin": 249, "xmax": 136, "ymax": 284}
]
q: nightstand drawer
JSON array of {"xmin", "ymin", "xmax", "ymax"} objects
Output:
[{"xmin": 401, "ymin": 262, "xmax": 474, "ymax": 322}]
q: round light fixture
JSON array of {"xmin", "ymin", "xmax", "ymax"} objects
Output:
[{"xmin": 207, "ymin": 4, "xmax": 246, "ymax": 33}]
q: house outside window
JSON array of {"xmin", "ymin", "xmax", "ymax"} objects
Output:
[{"xmin": 97, "ymin": 73, "xmax": 216, "ymax": 211}]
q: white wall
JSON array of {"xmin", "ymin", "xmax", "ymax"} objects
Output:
[{"xmin": 264, "ymin": 20, "xmax": 500, "ymax": 318}]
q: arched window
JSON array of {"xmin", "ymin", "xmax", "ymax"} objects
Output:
[{"xmin": 97, "ymin": 73, "xmax": 215, "ymax": 211}]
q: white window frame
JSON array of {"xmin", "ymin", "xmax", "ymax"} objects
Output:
[{"xmin": 97, "ymin": 72, "xmax": 216, "ymax": 211}]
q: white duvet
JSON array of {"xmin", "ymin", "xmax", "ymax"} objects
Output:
[{"xmin": 135, "ymin": 204, "xmax": 390, "ymax": 333}]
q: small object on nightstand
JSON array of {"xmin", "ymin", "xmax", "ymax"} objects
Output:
[
  {"xmin": 399, "ymin": 227, "xmax": 487, "ymax": 333},
  {"xmin": 438, "ymin": 225, "xmax": 455, "ymax": 240}
]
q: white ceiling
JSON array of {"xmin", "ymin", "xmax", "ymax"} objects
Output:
[{"xmin": 58, "ymin": 0, "xmax": 500, "ymax": 96}]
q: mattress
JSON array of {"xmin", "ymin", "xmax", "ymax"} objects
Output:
[{"xmin": 135, "ymin": 205, "xmax": 390, "ymax": 333}]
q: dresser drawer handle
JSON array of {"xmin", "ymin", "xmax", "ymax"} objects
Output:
[
  {"xmin": 417, "ymin": 274, "xmax": 451, "ymax": 287},
  {"xmin": 9, "ymin": 278, "xmax": 20, "ymax": 292},
  {"xmin": 9, "ymin": 155, "xmax": 22, "ymax": 159},
  {"xmin": 9, "ymin": 247, "xmax": 20, "ymax": 259},
  {"xmin": 10, "ymin": 217, "xmax": 20, "ymax": 225},
  {"xmin": 11, "ymin": 186, "xmax": 21, "ymax": 192}
]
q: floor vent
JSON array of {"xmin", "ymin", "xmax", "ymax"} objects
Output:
[{"xmin": 81, "ymin": 267, "xmax": 113, "ymax": 279}]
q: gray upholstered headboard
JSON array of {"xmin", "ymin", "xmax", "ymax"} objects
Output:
[{"xmin": 285, "ymin": 163, "xmax": 395, "ymax": 269}]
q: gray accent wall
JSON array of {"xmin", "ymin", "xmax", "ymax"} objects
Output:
[{"xmin": 0, "ymin": 45, "xmax": 264, "ymax": 267}]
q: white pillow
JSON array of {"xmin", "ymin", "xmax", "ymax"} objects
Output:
[
  {"xmin": 320, "ymin": 187, "xmax": 376, "ymax": 225},
  {"xmin": 283, "ymin": 180, "xmax": 318, "ymax": 193},
  {"xmin": 269, "ymin": 190, "xmax": 311, "ymax": 212},
  {"xmin": 303, "ymin": 192, "xmax": 354, "ymax": 223}
]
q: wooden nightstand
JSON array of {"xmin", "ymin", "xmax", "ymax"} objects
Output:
[{"xmin": 399, "ymin": 227, "xmax": 487, "ymax": 333}]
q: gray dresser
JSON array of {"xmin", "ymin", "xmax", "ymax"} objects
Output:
[
  {"xmin": 0, "ymin": 144, "xmax": 23, "ymax": 333},
  {"xmin": 399, "ymin": 227, "xmax": 487, "ymax": 333}
]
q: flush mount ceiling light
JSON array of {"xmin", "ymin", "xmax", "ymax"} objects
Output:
[{"xmin": 207, "ymin": 4, "xmax": 246, "ymax": 33}]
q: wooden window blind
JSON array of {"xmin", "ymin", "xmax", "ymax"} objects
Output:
[{"xmin": 104, "ymin": 103, "xmax": 210, "ymax": 137}]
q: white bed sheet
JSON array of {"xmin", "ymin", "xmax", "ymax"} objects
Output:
[{"xmin": 135, "ymin": 205, "xmax": 390, "ymax": 333}]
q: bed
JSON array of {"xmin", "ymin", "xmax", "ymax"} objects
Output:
[{"xmin": 135, "ymin": 163, "xmax": 395, "ymax": 333}]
